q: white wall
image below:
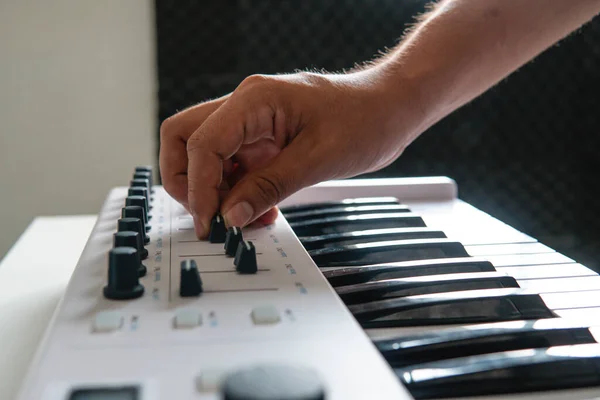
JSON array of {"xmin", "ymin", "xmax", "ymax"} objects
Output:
[{"xmin": 0, "ymin": 0, "xmax": 157, "ymax": 260}]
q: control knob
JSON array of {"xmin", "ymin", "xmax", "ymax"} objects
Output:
[
  {"xmin": 209, "ymin": 213, "xmax": 227, "ymax": 243},
  {"xmin": 103, "ymin": 247, "xmax": 144, "ymax": 300},
  {"xmin": 224, "ymin": 227, "xmax": 243, "ymax": 257},
  {"xmin": 114, "ymin": 231, "xmax": 148, "ymax": 276},
  {"xmin": 222, "ymin": 364, "xmax": 325, "ymax": 400},
  {"xmin": 118, "ymin": 217, "xmax": 149, "ymax": 244}
]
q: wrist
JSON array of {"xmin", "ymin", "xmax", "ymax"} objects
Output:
[{"xmin": 354, "ymin": 61, "xmax": 441, "ymax": 144}]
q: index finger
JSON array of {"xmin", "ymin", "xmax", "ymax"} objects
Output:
[
  {"xmin": 186, "ymin": 84, "xmax": 280, "ymax": 238},
  {"xmin": 159, "ymin": 95, "xmax": 229, "ymax": 209}
]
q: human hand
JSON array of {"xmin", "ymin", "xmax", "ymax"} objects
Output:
[{"xmin": 159, "ymin": 68, "xmax": 425, "ymax": 239}]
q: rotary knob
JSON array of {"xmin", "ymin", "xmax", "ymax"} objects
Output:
[
  {"xmin": 208, "ymin": 213, "xmax": 227, "ymax": 243},
  {"xmin": 222, "ymin": 364, "xmax": 325, "ymax": 400},
  {"xmin": 103, "ymin": 247, "xmax": 144, "ymax": 300},
  {"xmin": 134, "ymin": 165, "xmax": 153, "ymax": 181},
  {"xmin": 118, "ymin": 217, "xmax": 149, "ymax": 245},
  {"xmin": 130, "ymin": 178, "xmax": 151, "ymax": 197},
  {"xmin": 122, "ymin": 206, "xmax": 150, "ymax": 232},
  {"xmin": 128, "ymin": 186, "xmax": 151, "ymax": 210},
  {"xmin": 133, "ymin": 167, "xmax": 153, "ymax": 191},
  {"xmin": 126, "ymin": 195, "xmax": 150, "ymax": 222},
  {"xmin": 234, "ymin": 240, "xmax": 258, "ymax": 274},
  {"xmin": 113, "ymin": 231, "xmax": 148, "ymax": 276},
  {"xmin": 224, "ymin": 227, "xmax": 243, "ymax": 257}
]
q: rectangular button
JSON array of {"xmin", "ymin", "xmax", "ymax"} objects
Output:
[
  {"xmin": 93, "ymin": 311, "xmax": 123, "ymax": 333},
  {"xmin": 251, "ymin": 305, "xmax": 281, "ymax": 325},
  {"xmin": 174, "ymin": 309, "xmax": 202, "ymax": 329}
]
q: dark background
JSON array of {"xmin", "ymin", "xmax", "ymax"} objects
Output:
[{"xmin": 154, "ymin": 0, "xmax": 600, "ymax": 272}]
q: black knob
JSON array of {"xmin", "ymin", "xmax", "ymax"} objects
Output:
[
  {"xmin": 103, "ymin": 247, "xmax": 144, "ymax": 300},
  {"xmin": 118, "ymin": 217, "xmax": 149, "ymax": 245},
  {"xmin": 222, "ymin": 364, "xmax": 325, "ymax": 400},
  {"xmin": 234, "ymin": 240, "xmax": 257, "ymax": 274},
  {"xmin": 122, "ymin": 206, "xmax": 150, "ymax": 232},
  {"xmin": 134, "ymin": 166, "xmax": 154, "ymax": 193},
  {"xmin": 114, "ymin": 231, "xmax": 148, "ymax": 272},
  {"xmin": 135, "ymin": 165, "xmax": 153, "ymax": 180},
  {"xmin": 208, "ymin": 213, "xmax": 227, "ymax": 243},
  {"xmin": 180, "ymin": 260, "xmax": 203, "ymax": 297},
  {"xmin": 130, "ymin": 178, "xmax": 151, "ymax": 196},
  {"xmin": 128, "ymin": 187, "xmax": 151, "ymax": 210},
  {"xmin": 126, "ymin": 195, "xmax": 150, "ymax": 222},
  {"xmin": 224, "ymin": 227, "xmax": 243, "ymax": 257}
]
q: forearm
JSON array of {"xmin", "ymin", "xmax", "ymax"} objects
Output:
[{"xmin": 371, "ymin": 0, "xmax": 600, "ymax": 131}]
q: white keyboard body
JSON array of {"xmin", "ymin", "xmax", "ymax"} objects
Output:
[{"xmin": 15, "ymin": 176, "xmax": 600, "ymax": 400}]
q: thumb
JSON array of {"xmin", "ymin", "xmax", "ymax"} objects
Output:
[{"xmin": 221, "ymin": 134, "xmax": 326, "ymax": 227}]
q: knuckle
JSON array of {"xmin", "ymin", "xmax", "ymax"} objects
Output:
[
  {"xmin": 238, "ymin": 74, "xmax": 270, "ymax": 90},
  {"xmin": 159, "ymin": 115, "xmax": 178, "ymax": 141},
  {"xmin": 186, "ymin": 131, "xmax": 204, "ymax": 152}
]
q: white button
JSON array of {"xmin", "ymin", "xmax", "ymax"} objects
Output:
[
  {"xmin": 174, "ymin": 309, "xmax": 202, "ymax": 329},
  {"xmin": 93, "ymin": 311, "xmax": 123, "ymax": 333},
  {"xmin": 251, "ymin": 305, "xmax": 280, "ymax": 325},
  {"xmin": 196, "ymin": 369, "xmax": 224, "ymax": 392}
]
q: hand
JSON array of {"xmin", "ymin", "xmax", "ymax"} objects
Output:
[{"xmin": 159, "ymin": 69, "xmax": 424, "ymax": 239}]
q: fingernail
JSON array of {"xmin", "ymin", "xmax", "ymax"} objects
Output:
[
  {"xmin": 192, "ymin": 214, "xmax": 206, "ymax": 238},
  {"xmin": 224, "ymin": 201, "xmax": 254, "ymax": 227}
]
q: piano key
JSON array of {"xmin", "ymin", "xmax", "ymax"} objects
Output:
[
  {"xmin": 464, "ymin": 241, "xmax": 555, "ymax": 256},
  {"xmin": 348, "ymin": 288, "xmax": 557, "ymax": 328},
  {"xmin": 555, "ymin": 307, "xmax": 600, "ymax": 321},
  {"xmin": 396, "ymin": 343, "xmax": 600, "ymax": 399},
  {"xmin": 351, "ymin": 288, "xmax": 600, "ymax": 329},
  {"xmin": 518, "ymin": 276, "xmax": 600, "ymax": 293},
  {"xmin": 323, "ymin": 257, "xmax": 498, "ymax": 286},
  {"xmin": 323, "ymin": 258, "xmax": 593, "ymax": 287},
  {"xmin": 280, "ymin": 196, "xmax": 400, "ymax": 214},
  {"xmin": 496, "ymin": 263, "xmax": 597, "ymax": 280},
  {"xmin": 335, "ymin": 271, "xmax": 519, "ymax": 304},
  {"xmin": 289, "ymin": 212, "xmax": 426, "ymax": 236},
  {"xmin": 374, "ymin": 319, "xmax": 600, "ymax": 368},
  {"xmin": 543, "ymin": 290, "xmax": 600, "ymax": 310},
  {"xmin": 298, "ymin": 227, "xmax": 447, "ymax": 251},
  {"xmin": 283, "ymin": 204, "xmax": 411, "ymax": 222},
  {"xmin": 482, "ymin": 252, "xmax": 575, "ymax": 266},
  {"xmin": 309, "ymin": 238, "xmax": 469, "ymax": 267}
]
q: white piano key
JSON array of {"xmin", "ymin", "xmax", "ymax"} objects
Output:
[
  {"xmin": 465, "ymin": 242, "xmax": 554, "ymax": 256},
  {"xmin": 498, "ymin": 263, "xmax": 598, "ymax": 280},
  {"xmin": 518, "ymin": 276, "xmax": 600, "ymax": 293},
  {"xmin": 484, "ymin": 252, "xmax": 575, "ymax": 267},
  {"xmin": 542, "ymin": 290, "xmax": 600, "ymax": 309},
  {"xmin": 554, "ymin": 307, "xmax": 600, "ymax": 323}
]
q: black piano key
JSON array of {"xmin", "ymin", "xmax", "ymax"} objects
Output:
[
  {"xmin": 289, "ymin": 213, "xmax": 426, "ymax": 237},
  {"xmin": 336, "ymin": 271, "xmax": 519, "ymax": 304},
  {"xmin": 397, "ymin": 343, "xmax": 600, "ymax": 399},
  {"xmin": 299, "ymin": 227, "xmax": 447, "ymax": 251},
  {"xmin": 284, "ymin": 204, "xmax": 411, "ymax": 222},
  {"xmin": 348, "ymin": 288, "xmax": 557, "ymax": 328},
  {"xmin": 375, "ymin": 319, "xmax": 598, "ymax": 368},
  {"xmin": 280, "ymin": 196, "xmax": 400, "ymax": 214},
  {"xmin": 310, "ymin": 238, "xmax": 469, "ymax": 268},
  {"xmin": 323, "ymin": 257, "xmax": 496, "ymax": 287}
]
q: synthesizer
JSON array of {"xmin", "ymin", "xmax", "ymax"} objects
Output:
[{"xmin": 15, "ymin": 167, "xmax": 600, "ymax": 400}]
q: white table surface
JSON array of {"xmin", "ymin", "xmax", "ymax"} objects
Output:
[{"xmin": 0, "ymin": 215, "xmax": 97, "ymax": 400}]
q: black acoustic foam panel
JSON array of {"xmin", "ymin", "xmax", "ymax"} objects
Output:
[{"xmin": 155, "ymin": 0, "xmax": 600, "ymax": 272}]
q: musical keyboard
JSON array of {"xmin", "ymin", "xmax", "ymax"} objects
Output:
[
  {"xmin": 280, "ymin": 176, "xmax": 600, "ymax": 399},
  {"xmin": 15, "ymin": 173, "xmax": 600, "ymax": 400}
]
